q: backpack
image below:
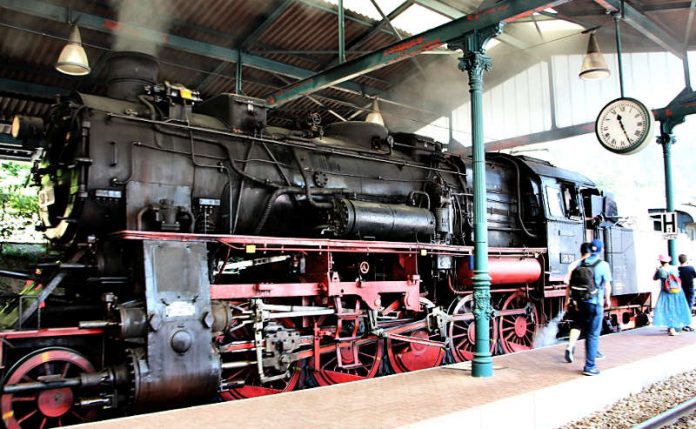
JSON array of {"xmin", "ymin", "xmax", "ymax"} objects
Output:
[
  {"xmin": 569, "ymin": 260, "xmax": 600, "ymax": 301},
  {"xmin": 664, "ymin": 273, "xmax": 682, "ymax": 294}
]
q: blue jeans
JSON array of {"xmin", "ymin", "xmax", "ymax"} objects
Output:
[{"xmin": 579, "ymin": 301, "xmax": 603, "ymax": 371}]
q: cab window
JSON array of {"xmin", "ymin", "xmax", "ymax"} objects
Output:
[{"xmin": 545, "ymin": 186, "xmax": 564, "ymax": 218}]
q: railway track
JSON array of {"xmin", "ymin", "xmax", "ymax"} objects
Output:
[{"xmin": 632, "ymin": 396, "xmax": 696, "ymax": 429}]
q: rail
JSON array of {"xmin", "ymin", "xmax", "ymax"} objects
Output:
[{"xmin": 631, "ymin": 396, "xmax": 696, "ymax": 429}]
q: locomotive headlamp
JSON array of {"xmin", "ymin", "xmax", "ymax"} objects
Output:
[
  {"xmin": 11, "ymin": 115, "xmax": 44, "ymax": 140},
  {"xmin": 579, "ymin": 32, "xmax": 610, "ymax": 80},
  {"xmin": 56, "ymin": 25, "xmax": 91, "ymax": 76}
]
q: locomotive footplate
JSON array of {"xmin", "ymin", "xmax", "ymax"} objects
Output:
[{"xmin": 113, "ymin": 230, "xmax": 544, "ymax": 258}]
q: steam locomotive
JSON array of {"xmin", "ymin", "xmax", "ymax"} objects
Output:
[{"xmin": 0, "ymin": 52, "xmax": 649, "ymax": 428}]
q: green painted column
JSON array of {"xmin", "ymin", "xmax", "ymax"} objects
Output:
[
  {"xmin": 236, "ymin": 50, "xmax": 243, "ymax": 95},
  {"xmin": 449, "ymin": 23, "xmax": 503, "ymax": 378},
  {"xmin": 338, "ymin": 0, "xmax": 346, "ymax": 64},
  {"xmin": 659, "ymin": 133, "xmax": 677, "ymax": 263}
]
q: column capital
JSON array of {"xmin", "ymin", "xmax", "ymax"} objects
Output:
[
  {"xmin": 448, "ymin": 23, "xmax": 503, "ymax": 81},
  {"xmin": 448, "ymin": 22, "xmax": 504, "ymax": 54}
]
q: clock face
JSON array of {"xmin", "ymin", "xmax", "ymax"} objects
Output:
[{"xmin": 595, "ymin": 97, "xmax": 654, "ymax": 155}]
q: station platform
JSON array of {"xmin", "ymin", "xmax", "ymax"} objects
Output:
[{"xmin": 76, "ymin": 321, "xmax": 696, "ymax": 429}]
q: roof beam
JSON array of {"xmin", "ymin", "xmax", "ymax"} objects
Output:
[
  {"xmin": 0, "ymin": 78, "xmax": 68, "ymax": 99},
  {"xmin": 565, "ymin": 2, "xmax": 694, "ymax": 16},
  {"xmin": 194, "ymin": 0, "xmax": 296, "ymax": 92},
  {"xmin": 594, "ymin": 0, "xmax": 685, "ymax": 59},
  {"xmin": 344, "ymin": 0, "xmax": 414, "ymax": 52},
  {"xmin": 0, "ymin": 0, "xmax": 382, "ymax": 97},
  {"xmin": 477, "ymin": 122, "xmax": 595, "ymax": 152},
  {"xmin": 267, "ymin": 0, "xmax": 572, "ymax": 106},
  {"xmin": 414, "ymin": 0, "xmax": 533, "ymax": 50}
]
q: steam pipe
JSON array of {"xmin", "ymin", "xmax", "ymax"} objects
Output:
[
  {"xmin": 106, "ymin": 113, "xmax": 467, "ymax": 177},
  {"xmin": 292, "ymin": 148, "xmax": 333, "ymax": 209}
]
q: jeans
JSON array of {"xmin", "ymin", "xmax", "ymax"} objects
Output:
[
  {"xmin": 685, "ymin": 287, "xmax": 694, "ymax": 311},
  {"xmin": 579, "ymin": 301, "xmax": 603, "ymax": 371}
]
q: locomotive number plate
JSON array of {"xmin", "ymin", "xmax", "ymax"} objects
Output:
[
  {"xmin": 560, "ymin": 253, "xmax": 576, "ymax": 264},
  {"xmin": 165, "ymin": 301, "xmax": 196, "ymax": 318}
]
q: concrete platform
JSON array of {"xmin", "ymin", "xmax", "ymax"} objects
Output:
[{"xmin": 75, "ymin": 322, "xmax": 696, "ymax": 429}]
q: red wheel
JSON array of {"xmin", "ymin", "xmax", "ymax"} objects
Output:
[
  {"xmin": 1, "ymin": 348, "xmax": 97, "ymax": 429},
  {"xmin": 498, "ymin": 291, "xmax": 538, "ymax": 353},
  {"xmin": 220, "ymin": 316, "xmax": 303, "ymax": 400},
  {"xmin": 448, "ymin": 295, "xmax": 498, "ymax": 362},
  {"xmin": 386, "ymin": 329, "xmax": 444, "ymax": 373},
  {"xmin": 310, "ymin": 338, "xmax": 383, "ymax": 386}
]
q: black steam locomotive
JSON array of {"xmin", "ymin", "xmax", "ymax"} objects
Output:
[{"xmin": 0, "ymin": 52, "xmax": 647, "ymax": 428}]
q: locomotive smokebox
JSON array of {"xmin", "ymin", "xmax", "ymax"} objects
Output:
[{"xmin": 106, "ymin": 51, "xmax": 159, "ymax": 101}]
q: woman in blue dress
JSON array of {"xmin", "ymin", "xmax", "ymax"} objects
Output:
[{"xmin": 653, "ymin": 255, "xmax": 693, "ymax": 335}]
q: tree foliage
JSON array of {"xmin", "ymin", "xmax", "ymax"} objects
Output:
[{"xmin": 0, "ymin": 161, "xmax": 40, "ymax": 243}]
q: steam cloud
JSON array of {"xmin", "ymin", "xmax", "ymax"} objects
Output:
[
  {"xmin": 533, "ymin": 310, "xmax": 565, "ymax": 348},
  {"xmin": 110, "ymin": 0, "xmax": 173, "ymax": 56}
]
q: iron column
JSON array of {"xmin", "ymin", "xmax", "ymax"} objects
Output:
[
  {"xmin": 338, "ymin": 0, "xmax": 346, "ymax": 64},
  {"xmin": 236, "ymin": 50, "xmax": 243, "ymax": 94},
  {"xmin": 449, "ymin": 23, "xmax": 503, "ymax": 378},
  {"xmin": 658, "ymin": 132, "xmax": 677, "ymax": 262}
]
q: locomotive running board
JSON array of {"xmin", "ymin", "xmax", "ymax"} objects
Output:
[{"xmin": 112, "ymin": 230, "xmax": 545, "ymax": 257}]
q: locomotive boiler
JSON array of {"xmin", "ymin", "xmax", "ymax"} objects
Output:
[{"xmin": 0, "ymin": 52, "xmax": 647, "ymax": 428}]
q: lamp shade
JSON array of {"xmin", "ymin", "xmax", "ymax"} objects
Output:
[
  {"xmin": 579, "ymin": 32, "xmax": 609, "ymax": 80},
  {"xmin": 365, "ymin": 99, "xmax": 385, "ymax": 126},
  {"xmin": 56, "ymin": 26, "xmax": 91, "ymax": 76}
]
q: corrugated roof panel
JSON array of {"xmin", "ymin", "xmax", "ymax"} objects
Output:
[{"xmin": 0, "ymin": 96, "xmax": 51, "ymax": 122}]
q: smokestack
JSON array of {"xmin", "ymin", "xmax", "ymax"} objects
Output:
[{"xmin": 105, "ymin": 51, "xmax": 159, "ymax": 101}]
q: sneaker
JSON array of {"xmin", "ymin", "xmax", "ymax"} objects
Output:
[
  {"xmin": 564, "ymin": 347, "xmax": 574, "ymax": 363},
  {"xmin": 596, "ymin": 351, "xmax": 605, "ymax": 360},
  {"xmin": 683, "ymin": 326, "xmax": 694, "ymax": 332},
  {"xmin": 669, "ymin": 328, "xmax": 678, "ymax": 336},
  {"xmin": 582, "ymin": 368, "xmax": 600, "ymax": 376}
]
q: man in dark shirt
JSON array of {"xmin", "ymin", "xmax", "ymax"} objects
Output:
[{"xmin": 678, "ymin": 254, "xmax": 696, "ymax": 331}]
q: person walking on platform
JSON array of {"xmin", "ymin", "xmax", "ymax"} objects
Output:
[
  {"xmin": 653, "ymin": 255, "xmax": 693, "ymax": 335},
  {"xmin": 568, "ymin": 239, "xmax": 611, "ymax": 376},
  {"xmin": 677, "ymin": 254, "xmax": 696, "ymax": 325},
  {"xmin": 563, "ymin": 242, "xmax": 606, "ymax": 363}
]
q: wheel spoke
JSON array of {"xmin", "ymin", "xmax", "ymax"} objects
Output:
[
  {"xmin": 2, "ymin": 348, "xmax": 98, "ymax": 427},
  {"xmin": 12, "ymin": 395, "xmax": 37, "ymax": 402},
  {"xmin": 454, "ymin": 338, "xmax": 469, "ymax": 349},
  {"xmin": 17, "ymin": 409, "xmax": 38, "ymax": 424},
  {"xmin": 320, "ymin": 355, "xmax": 337, "ymax": 370},
  {"xmin": 71, "ymin": 410, "xmax": 86, "ymax": 421},
  {"xmin": 358, "ymin": 351, "xmax": 374, "ymax": 361},
  {"xmin": 61, "ymin": 362, "xmax": 71, "ymax": 378}
]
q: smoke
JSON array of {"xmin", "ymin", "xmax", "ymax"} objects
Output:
[
  {"xmin": 110, "ymin": 0, "xmax": 173, "ymax": 55},
  {"xmin": 380, "ymin": 22, "xmax": 589, "ymax": 140},
  {"xmin": 533, "ymin": 310, "xmax": 565, "ymax": 348}
]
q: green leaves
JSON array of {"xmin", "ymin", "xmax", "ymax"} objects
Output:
[{"xmin": 0, "ymin": 161, "xmax": 40, "ymax": 242}]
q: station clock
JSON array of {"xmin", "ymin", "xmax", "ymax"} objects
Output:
[{"xmin": 594, "ymin": 97, "xmax": 654, "ymax": 155}]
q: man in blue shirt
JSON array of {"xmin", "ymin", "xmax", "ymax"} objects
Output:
[{"xmin": 578, "ymin": 239, "xmax": 612, "ymax": 376}]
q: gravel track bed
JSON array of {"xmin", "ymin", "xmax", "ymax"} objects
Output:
[{"xmin": 560, "ymin": 369, "xmax": 696, "ymax": 429}]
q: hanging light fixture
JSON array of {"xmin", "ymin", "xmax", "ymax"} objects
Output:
[
  {"xmin": 579, "ymin": 31, "xmax": 610, "ymax": 80},
  {"xmin": 56, "ymin": 25, "xmax": 91, "ymax": 76},
  {"xmin": 365, "ymin": 99, "xmax": 385, "ymax": 126}
]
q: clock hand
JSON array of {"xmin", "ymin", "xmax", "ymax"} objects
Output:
[{"xmin": 616, "ymin": 114, "xmax": 631, "ymax": 144}]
